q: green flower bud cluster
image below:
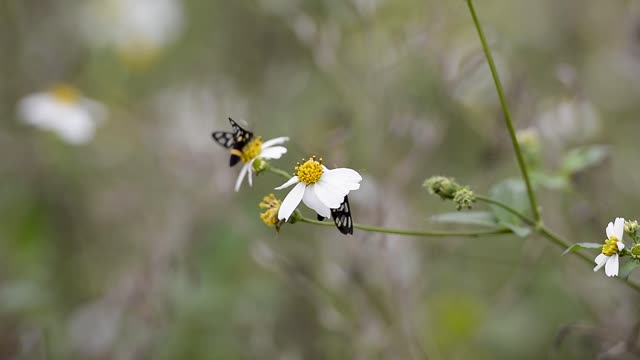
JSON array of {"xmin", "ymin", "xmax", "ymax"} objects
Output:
[
  {"xmin": 625, "ymin": 220, "xmax": 639, "ymax": 237},
  {"xmin": 423, "ymin": 176, "xmax": 476, "ymax": 210}
]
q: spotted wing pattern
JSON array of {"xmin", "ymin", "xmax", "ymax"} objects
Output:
[
  {"xmin": 331, "ymin": 196, "xmax": 353, "ymax": 235},
  {"xmin": 211, "ymin": 118, "xmax": 254, "ymax": 167},
  {"xmin": 211, "ymin": 131, "xmax": 235, "ymax": 148}
]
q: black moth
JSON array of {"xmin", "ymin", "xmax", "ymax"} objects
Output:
[
  {"xmin": 211, "ymin": 118, "xmax": 254, "ymax": 167},
  {"xmin": 317, "ymin": 195, "xmax": 353, "ymax": 235}
]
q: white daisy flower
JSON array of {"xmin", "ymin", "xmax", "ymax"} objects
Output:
[
  {"xmin": 18, "ymin": 85, "xmax": 107, "ymax": 145},
  {"xmin": 276, "ymin": 156, "xmax": 362, "ymax": 221},
  {"xmin": 78, "ymin": 0, "xmax": 184, "ymax": 68},
  {"xmin": 594, "ymin": 217, "xmax": 626, "ymax": 277},
  {"xmin": 234, "ymin": 136, "xmax": 289, "ymax": 192}
]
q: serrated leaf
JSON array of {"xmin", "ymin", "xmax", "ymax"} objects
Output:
[
  {"xmin": 620, "ymin": 261, "xmax": 640, "ymax": 280},
  {"xmin": 561, "ymin": 145, "xmax": 609, "ymax": 175},
  {"xmin": 561, "ymin": 242, "xmax": 602, "ymax": 256},
  {"xmin": 430, "ymin": 211, "xmax": 500, "ymax": 228}
]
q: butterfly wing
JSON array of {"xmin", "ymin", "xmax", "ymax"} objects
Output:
[{"xmin": 331, "ymin": 196, "xmax": 353, "ymax": 235}]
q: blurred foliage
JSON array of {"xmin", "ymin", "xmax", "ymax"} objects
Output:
[{"xmin": 2, "ymin": 0, "xmax": 640, "ymax": 359}]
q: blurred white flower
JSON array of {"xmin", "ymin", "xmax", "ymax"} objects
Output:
[
  {"xmin": 594, "ymin": 217, "xmax": 625, "ymax": 277},
  {"xmin": 78, "ymin": 0, "xmax": 184, "ymax": 67},
  {"xmin": 235, "ymin": 136, "xmax": 289, "ymax": 192},
  {"xmin": 276, "ymin": 156, "xmax": 362, "ymax": 221},
  {"xmin": 18, "ymin": 85, "xmax": 107, "ymax": 145},
  {"xmin": 536, "ymin": 98, "xmax": 601, "ymax": 147}
]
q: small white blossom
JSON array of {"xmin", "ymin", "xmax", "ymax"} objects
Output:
[
  {"xmin": 594, "ymin": 217, "xmax": 625, "ymax": 277},
  {"xmin": 78, "ymin": 0, "xmax": 183, "ymax": 66},
  {"xmin": 18, "ymin": 85, "xmax": 107, "ymax": 145},
  {"xmin": 235, "ymin": 136, "xmax": 289, "ymax": 192},
  {"xmin": 276, "ymin": 156, "xmax": 362, "ymax": 221}
]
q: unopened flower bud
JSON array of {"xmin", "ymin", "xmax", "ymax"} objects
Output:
[
  {"xmin": 453, "ymin": 187, "xmax": 476, "ymax": 210},
  {"xmin": 625, "ymin": 220, "xmax": 639, "ymax": 236},
  {"xmin": 423, "ymin": 176, "xmax": 461, "ymax": 200},
  {"xmin": 516, "ymin": 128, "xmax": 541, "ymax": 169},
  {"xmin": 631, "ymin": 244, "xmax": 640, "ymax": 260},
  {"xmin": 252, "ymin": 158, "xmax": 268, "ymax": 174}
]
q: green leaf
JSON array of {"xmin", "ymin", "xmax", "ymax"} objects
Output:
[
  {"xmin": 561, "ymin": 242, "xmax": 602, "ymax": 256},
  {"xmin": 499, "ymin": 222, "xmax": 531, "ymax": 238},
  {"xmin": 430, "ymin": 211, "xmax": 500, "ymax": 228},
  {"xmin": 488, "ymin": 179, "xmax": 529, "ymax": 226},
  {"xmin": 531, "ymin": 173, "xmax": 569, "ymax": 191},
  {"xmin": 561, "ymin": 145, "xmax": 609, "ymax": 175},
  {"xmin": 620, "ymin": 261, "xmax": 640, "ymax": 280}
]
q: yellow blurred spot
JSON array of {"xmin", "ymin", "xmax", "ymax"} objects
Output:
[
  {"xmin": 118, "ymin": 41, "xmax": 160, "ymax": 71},
  {"xmin": 50, "ymin": 84, "xmax": 80, "ymax": 104}
]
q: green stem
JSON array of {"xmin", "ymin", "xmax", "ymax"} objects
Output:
[
  {"xmin": 298, "ymin": 216, "xmax": 512, "ymax": 237},
  {"xmin": 264, "ymin": 164, "xmax": 292, "ymax": 180},
  {"xmin": 477, "ymin": 195, "xmax": 640, "ymax": 293},
  {"xmin": 466, "ymin": 0, "xmax": 541, "ymax": 223},
  {"xmin": 266, "ymin": 163, "xmax": 640, "ymax": 292},
  {"xmin": 475, "ymin": 195, "xmax": 535, "ymax": 226}
]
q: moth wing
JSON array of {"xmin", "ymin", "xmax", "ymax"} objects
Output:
[
  {"xmin": 211, "ymin": 131, "xmax": 235, "ymax": 148},
  {"xmin": 331, "ymin": 196, "xmax": 353, "ymax": 235}
]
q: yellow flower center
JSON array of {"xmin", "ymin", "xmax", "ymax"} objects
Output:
[
  {"xmin": 602, "ymin": 236, "xmax": 620, "ymax": 256},
  {"xmin": 259, "ymin": 194, "xmax": 281, "ymax": 228},
  {"xmin": 118, "ymin": 40, "xmax": 160, "ymax": 71},
  {"xmin": 295, "ymin": 156, "xmax": 323, "ymax": 185},
  {"xmin": 50, "ymin": 84, "xmax": 80, "ymax": 104},
  {"xmin": 240, "ymin": 137, "xmax": 263, "ymax": 163}
]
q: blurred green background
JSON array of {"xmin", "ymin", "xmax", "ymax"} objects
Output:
[{"xmin": 2, "ymin": 0, "xmax": 640, "ymax": 359}]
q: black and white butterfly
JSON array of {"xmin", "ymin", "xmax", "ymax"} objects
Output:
[
  {"xmin": 211, "ymin": 118, "xmax": 254, "ymax": 167},
  {"xmin": 317, "ymin": 195, "xmax": 353, "ymax": 235}
]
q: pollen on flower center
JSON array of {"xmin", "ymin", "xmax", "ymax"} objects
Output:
[
  {"xmin": 602, "ymin": 236, "xmax": 620, "ymax": 256},
  {"xmin": 295, "ymin": 156, "xmax": 323, "ymax": 185},
  {"xmin": 241, "ymin": 137, "xmax": 263, "ymax": 163},
  {"xmin": 50, "ymin": 84, "xmax": 80, "ymax": 104}
]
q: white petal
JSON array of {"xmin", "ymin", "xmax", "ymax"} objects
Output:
[
  {"xmin": 18, "ymin": 93, "xmax": 100, "ymax": 145},
  {"xmin": 302, "ymin": 186, "xmax": 331, "ymax": 218},
  {"xmin": 234, "ymin": 164, "xmax": 250, "ymax": 192},
  {"xmin": 313, "ymin": 180, "xmax": 347, "ymax": 209},
  {"xmin": 606, "ymin": 221, "xmax": 614, "ymax": 239},
  {"xmin": 325, "ymin": 168, "xmax": 362, "ymax": 182},
  {"xmin": 275, "ymin": 176, "xmax": 299, "ymax": 190},
  {"xmin": 261, "ymin": 136, "xmax": 289, "ymax": 149},
  {"xmin": 247, "ymin": 162, "xmax": 254, "ymax": 187},
  {"xmin": 277, "ymin": 182, "xmax": 306, "ymax": 221},
  {"xmin": 593, "ymin": 253, "xmax": 608, "ymax": 271},
  {"xmin": 321, "ymin": 169, "xmax": 361, "ymax": 193},
  {"xmin": 613, "ymin": 217, "xmax": 625, "ymax": 240},
  {"xmin": 259, "ymin": 146, "xmax": 287, "ymax": 160},
  {"xmin": 618, "ymin": 241, "xmax": 625, "ymax": 251},
  {"xmin": 605, "ymin": 254, "xmax": 619, "ymax": 277}
]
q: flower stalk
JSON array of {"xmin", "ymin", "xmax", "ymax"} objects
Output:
[
  {"xmin": 466, "ymin": 0, "xmax": 541, "ymax": 224},
  {"xmin": 267, "ymin": 163, "xmax": 640, "ymax": 292},
  {"xmin": 297, "ymin": 216, "xmax": 512, "ymax": 237}
]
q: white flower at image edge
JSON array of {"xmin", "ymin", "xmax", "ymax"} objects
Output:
[
  {"xmin": 235, "ymin": 136, "xmax": 289, "ymax": 192},
  {"xmin": 594, "ymin": 217, "xmax": 625, "ymax": 277},
  {"xmin": 18, "ymin": 85, "xmax": 107, "ymax": 145},
  {"xmin": 275, "ymin": 156, "xmax": 362, "ymax": 221}
]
